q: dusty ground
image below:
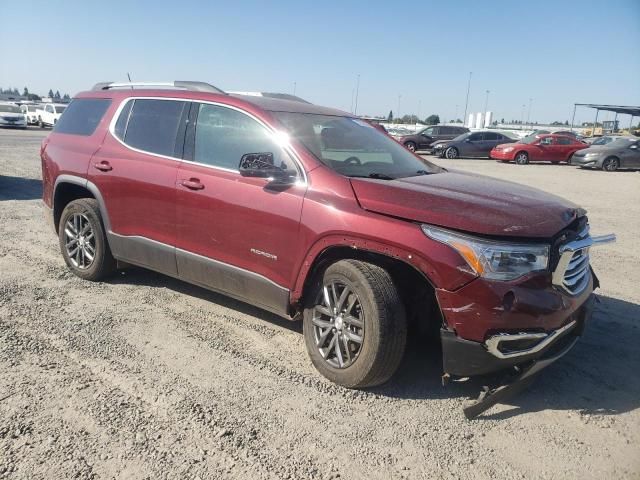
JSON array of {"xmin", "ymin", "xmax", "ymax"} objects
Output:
[{"xmin": 0, "ymin": 128, "xmax": 639, "ymax": 479}]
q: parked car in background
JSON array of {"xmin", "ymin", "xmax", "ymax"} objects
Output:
[
  {"xmin": 397, "ymin": 125, "xmax": 469, "ymax": 152},
  {"xmin": 491, "ymin": 134, "xmax": 588, "ymax": 164},
  {"xmin": 432, "ymin": 131, "xmax": 517, "ymax": 159},
  {"xmin": 585, "ymin": 135, "xmax": 631, "ymax": 146},
  {"xmin": 0, "ymin": 103, "xmax": 27, "ymax": 129},
  {"xmin": 36, "ymin": 103, "xmax": 67, "ymax": 128},
  {"xmin": 20, "ymin": 104, "xmax": 41, "ymax": 125},
  {"xmin": 571, "ymin": 137, "xmax": 640, "ymax": 171},
  {"xmin": 41, "ymin": 81, "xmax": 615, "ymax": 418}
]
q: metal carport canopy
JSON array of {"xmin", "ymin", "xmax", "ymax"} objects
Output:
[{"xmin": 574, "ymin": 104, "xmax": 640, "ymax": 116}]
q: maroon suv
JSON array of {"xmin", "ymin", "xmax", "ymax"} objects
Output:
[{"xmin": 41, "ymin": 81, "xmax": 615, "ymax": 417}]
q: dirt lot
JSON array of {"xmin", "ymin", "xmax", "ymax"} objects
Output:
[{"xmin": 1, "ymin": 128, "xmax": 639, "ymax": 479}]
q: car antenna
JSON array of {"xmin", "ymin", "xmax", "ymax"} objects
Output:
[{"xmin": 127, "ymin": 72, "xmax": 133, "ymax": 89}]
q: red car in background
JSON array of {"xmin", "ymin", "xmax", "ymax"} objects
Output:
[{"xmin": 491, "ymin": 134, "xmax": 588, "ymax": 165}]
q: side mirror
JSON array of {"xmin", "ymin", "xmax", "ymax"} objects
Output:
[
  {"xmin": 630, "ymin": 144, "xmax": 638, "ymax": 150},
  {"xmin": 465, "ymin": 138, "xmax": 471, "ymax": 143},
  {"xmin": 239, "ymin": 153, "xmax": 293, "ymax": 183}
]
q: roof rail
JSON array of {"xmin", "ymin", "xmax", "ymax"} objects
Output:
[
  {"xmin": 91, "ymin": 81, "xmax": 226, "ymax": 94},
  {"xmin": 228, "ymin": 91, "xmax": 311, "ymax": 104}
]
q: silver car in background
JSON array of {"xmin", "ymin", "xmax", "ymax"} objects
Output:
[
  {"xmin": 571, "ymin": 137, "xmax": 640, "ymax": 171},
  {"xmin": 0, "ymin": 103, "xmax": 27, "ymax": 129}
]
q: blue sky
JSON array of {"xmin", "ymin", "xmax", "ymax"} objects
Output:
[{"xmin": 1, "ymin": 0, "xmax": 638, "ymax": 124}]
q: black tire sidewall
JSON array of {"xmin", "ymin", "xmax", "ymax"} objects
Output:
[
  {"xmin": 58, "ymin": 199, "xmax": 114, "ymax": 281},
  {"xmin": 302, "ymin": 260, "xmax": 406, "ymax": 388}
]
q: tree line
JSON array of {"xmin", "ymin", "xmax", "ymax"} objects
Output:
[{"xmin": 0, "ymin": 86, "xmax": 70, "ymax": 101}]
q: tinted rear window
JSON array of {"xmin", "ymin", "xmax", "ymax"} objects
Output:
[
  {"xmin": 123, "ymin": 99, "xmax": 188, "ymax": 157},
  {"xmin": 53, "ymin": 99, "xmax": 111, "ymax": 136}
]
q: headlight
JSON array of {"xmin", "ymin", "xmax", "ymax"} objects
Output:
[
  {"xmin": 503, "ymin": 147, "xmax": 515, "ymax": 153},
  {"xmin": 421, "ymin": 225, "xmax": 549, "ymax": 281},
  {"xmin": 585, "ymin": 152, "xmax": 600, "ymax": 157}
]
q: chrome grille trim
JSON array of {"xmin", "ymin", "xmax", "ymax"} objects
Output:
[{"xmin": 552, "ymin": 225, "xmax": 616, "ymax": 295}]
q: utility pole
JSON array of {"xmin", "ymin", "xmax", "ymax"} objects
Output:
[
  {"xmin": 462, "ymin": 72, "xmax": 472, "ymax": 126},
  {"xmin": 520, "ymin": 104, "xmax": 526, "ymax": 129},
  {"xmin": 526, "ymin": 98, "xmax": 532, "ymax": 129},
  {"xmin": 484, "ymin": 90, "xmax": 490, "ymax": 115},
  {"xmin": 354, "ymin": 74, "xmax": 360, "ymax": 116}
]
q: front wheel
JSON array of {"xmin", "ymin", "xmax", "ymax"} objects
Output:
[
  {"xmin": 404, "ymin": 142, "xmax": 416, "ymax": 152},
  {"xmin": 602, "ymin": 157, "xmax": 619, "ymax": 172},
  {"xmin": 58, "ymin": 198, "xmax": 116, "ymax": 281},
  {"xmin": 515, "ymin": 151, "xmax": 529, "ymax": 165},
  {"xmin": 445, "ymin": 146, "xmax": 459, "ymax": 159},
  {"xmin": 303, "ymin": 259, "xmax": 407, "ymax": 388}
]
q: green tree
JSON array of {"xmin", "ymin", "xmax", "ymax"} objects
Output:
[
  {"xmin": 54, "ymin": 90, "xmax": 61, "ymax": 99},
  {"xmin": 63, "ymin": 93, "xmax": 70, "ymax": 100},
  {"xmin": 22, "ymin": 87, "xmax": 29, "ymax": 97},
  {"xmin": 48, "ymin": 89, "xmax": 54, "ymax": 98},
  {"xmin": 425, "ymin": 114, "xmax": 440, "ymax": 125},
  {"xmin": 387, "ymin": 110, "xmax": 393, "ymax": 122}
]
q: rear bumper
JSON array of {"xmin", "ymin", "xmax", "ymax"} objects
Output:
[{"xmin": 441, "ymin": 292, "xmax": 595, "ymax": 376}]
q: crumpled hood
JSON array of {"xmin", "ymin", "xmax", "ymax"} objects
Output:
[{"xmin": 350, "ymin": 170, "xmax": 582, "ymax": 238}]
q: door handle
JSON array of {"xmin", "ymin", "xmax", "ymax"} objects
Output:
[
  {"xmin": 93, "ymin": 161, "xmax": 112, "ymax": 172},
  {"xmin": 180, "ymin": 178, "xmax": 205, "ymax": 190}
]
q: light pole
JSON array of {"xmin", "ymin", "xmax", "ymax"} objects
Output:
[
  {"xmin": 354, "ymin": 74, "xmax": 360, "ymax": 116},
  {"xmin": 454, "ymin": 104, "xmax": 459, "ymax": 123},
  {"xmin": 462, "ymin": 71, "xmax": 472, "ymax": 126},
  {"xmin": 397, "ymin": 94, "xmax": 402, "ymax": 122},
  {"xmin": 483, "ymin": 90, "xmax": 490, "ymax": 115},
  {"xmin": 526, "ymin": 98, "xmax": 532, "ymax": 129},
  {"xmin": 520, "ymin": 104, "xmax": 526, "ymax": 129}
]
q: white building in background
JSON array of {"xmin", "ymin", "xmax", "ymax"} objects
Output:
[
  {"xmin": 475, "ymin": 112, "xmax": 483, "ymax": 129},
  {"xmin": 467, "ymin": 113, "xmax": 474, "ymax": 128},
  {"xmin": 484, "ymin": 111, "xmax": 493, "ymax": 128}
]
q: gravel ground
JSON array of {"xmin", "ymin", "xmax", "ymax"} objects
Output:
[{"xmin": 0, "ymin": 128, "xmax": 639, "ymax": 479}]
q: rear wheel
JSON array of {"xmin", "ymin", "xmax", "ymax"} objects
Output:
[
  {"xmin": 445, "ymin": 146, "xmax": 459, "ymax": 159},
  {"xmin": 515, "ymin": 151, "xmax": 529, "ymax": 165},
  {"xmin": 303, "ymin": 259, "xmax": 407, "ymax": 388},
  {"xmin": 404, "ymin": 141, "xmax": 416, "ymax": 152},
  {"xmin": 602, "ymin": 157, "xmax": 619, "ymax": 172},
  {"xmin": 58, "ymin": 198, "xmax": 116, "ymax": 281}
]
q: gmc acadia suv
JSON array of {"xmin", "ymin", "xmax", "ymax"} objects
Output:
[{"xmin": 41, "ymin": 81, "xmax": 615, "ymax": 416}]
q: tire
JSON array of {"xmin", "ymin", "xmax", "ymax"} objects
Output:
[
  {"xmin": 601, "ymin": 157, "xmax": 619, "ymax": 172},
  {"xmin": 38, "ymin": 117, "xmax": 44, "ymax": 128},
  {"xmin": 551, "ymin": 160, "xmax": 561, "ymax": 164},
  {"xmin": 515, "ymin": 151, "xmax": 529, "ymax": 165},
  {"xmin": 404, "ymin": 141, "xmax": 416, "ymax": 152},
  {"xmin": 303, "ymin": 259, "xmax": 407, "ymax": 388},
  {"xmin": 58, "ymin": 198, "xmax": 116, "ymax": 281},
  {"xmin": 445, "ymin": 146, "xmax": 459, "ymax": 159}
]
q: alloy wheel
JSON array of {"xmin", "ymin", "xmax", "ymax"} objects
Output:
[
  {"xmin": 312, "ymin": 281, "xmax": 364, "ymax": 369},
  {"xmin": 602, "ymin": 158, "xmax": 619, "ymax": 171},
  {"xmin": 64, "ymin": 213, "xmax": 96, "ymax": 270},
  {"xmin": 445, "ymin": 147, "xmax": 458, "ymax": 159},
  {"xmin": 515, "ymin": 152, "xmax": 529, "ymax": 164},
  {"xmin": 405, "ymin": 143, "xmax": 416, "ymax": 152}
]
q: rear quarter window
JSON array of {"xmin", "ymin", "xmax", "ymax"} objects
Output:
[{"xmin": 53, "ymin": 98, "xmax": 111, "ymax": 136}]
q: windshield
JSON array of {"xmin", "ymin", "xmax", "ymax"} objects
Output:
[
  {"xmin": 54, "ymin": 106, "xmax": 66, "ymax": 113},
  {"xmin": 0, "ymin": 104, "xmax": 21, "ymax": 113},
  {"xmin": 607, "ymin": 138, "xmax": 637, "ymax": 148},
  {"xmin": 591, "ymin": 137, "xmax": 611, "ymax": 145},
  {"xmin": 273, "ymin": 113, "xmax": 442, "ymax": 179},
  {"xmin": 451, "ymin": 132, "xmax": 471, "ymax": 142},
  {"xmin": 518, "ymin": 135, "xmax": 539, "ymax": 144},
  {"xmin": 27, "ymin": 105, "xmax": 39, "ymax": 112}
]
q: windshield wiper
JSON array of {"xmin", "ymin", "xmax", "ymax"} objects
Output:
[{"xmin": 347, "ymin": 172, "xmax": 396, "ymax": 180}]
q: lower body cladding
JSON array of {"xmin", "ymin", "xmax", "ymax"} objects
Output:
[{"xmin": 436, "ymin": 270, "xmax": 597, "ymax": 418}]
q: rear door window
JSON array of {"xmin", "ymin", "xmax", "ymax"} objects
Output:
[
  {"xmin": 483, "ymin": 132, "xmax": 499, "ymax": 141},
  {"xmin": 557, "ymin": 137, "xmax": 572, "ymax": 145},
  {"xmin": 122, "ymin": 99, "xmax": 188, "ymax": 157},
  {"xmin": 53, "ymin": 98, "xmax": 111, "ymax": 136}
]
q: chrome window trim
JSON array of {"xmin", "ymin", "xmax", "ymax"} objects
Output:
[{"xmin": 107, "ymin": 96, "xmax": 308, "ymax": 185}]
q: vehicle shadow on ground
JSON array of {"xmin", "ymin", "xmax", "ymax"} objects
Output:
[
  {"xmin": 110, "ymin": 267, "xmax": 303, "ymax": 334},
  {"xmin": 0, "ymin": 176, "xmax": 42, "ymax": 201},
  {"xmin": 109, "ymin": 267, "xmax": 640, "ymax": 418},
  {"xmin": 374, "ymin": 295, "xmax": 640, "ymax": 419}
]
